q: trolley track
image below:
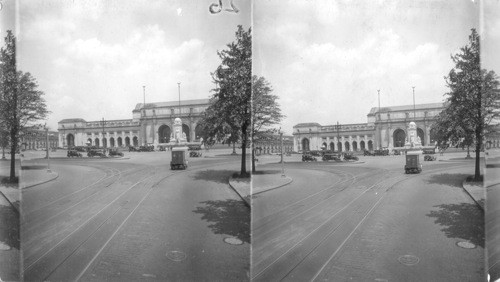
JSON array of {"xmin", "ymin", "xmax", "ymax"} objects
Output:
[
  {"xmin": 23, "ymin": 159, "xmax": 241, "ymax": 281},
  {"xmin": 252, "ymin": 162, "xmax": 473, "ymax": 281}
]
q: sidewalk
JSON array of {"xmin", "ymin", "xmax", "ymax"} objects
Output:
[
  {"xmin": 228, "ymin": 170, "xmax": 293, "ymax": 207},
  {"xmin": 462, "ymin": 179, "xmax": 485, "ymax": 211}
]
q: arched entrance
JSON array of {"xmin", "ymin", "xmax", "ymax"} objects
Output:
[
  {"xmin": 195, "ymin": 124, "xmax": 205, "ymax": 141},
  {"xmin": 125, "ymin": 136, "xmax": 130, "ymax": 146},
  {"xmin": 133, "ymin": 136, "xmax": 138, "ymax": 146},
  {"xmin": 360, "ymin": 140, "xmax": 365, "ymax": 150},
  {"xmin": 87, "ymin": 138, "xmax": 92, "ymax": 146},
  {"xmin": 368, "ymin": 140, "xmax": 373, "ymax": 150},
  {"xmin": 117, "ymin": 137, "xmax": 123, "ymax": 147},
  {"xmin": 337, "ymin": 142, "xmax": 342, "ymax": 152},
  {"xmin": 417, "ymin": 128, "xmax": 425, "ymax": 146},
  {"xmin": 393, "ymin": 129, "xmax": 406, "ymax": 148},
  {"xmin": 67, "ymin": 134, "xmax": 75, "ymax": 147},
  {"xmin": 94, "ymin": 138, "xmax": 100, "ymax": 147},
  {"xmin": 352, "ymin": 141, "xmax": 358, "ymax": 151},
  {"xmin": 110, "ymin": 137, "xmax": 115, "ymax": 147},
  {"xmin": 182, "ymin": 124, "xmax": 190, "ymax": 141},
  {"xmin": 158, "ymin": 125, "xmax": 171, "ymax": 143},
  {"xmin": 301, "ymin": 138, "xmax": 310, "ymax": 152},
  {"xmin": 321, "ymin": 142, "xmax": 327, "ymax": 150},
  {"xmin": 102, "ymin": 138, "xmax": 107, "ymax": 148},
  {"xmin": 345, "ymin": 141, "xmax": 350, "ymax": 151},
  {"xmin": 329, "ymin": 142, "xmax": 335, "ymax": 151}
]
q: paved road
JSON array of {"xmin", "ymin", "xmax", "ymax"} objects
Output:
[
  {"xmin": 252, "ymin": 155, "xmax": 485, "ymax": 281},
  {"xmin": 21, "ymin": 151, "xmax": 250, "ymax": 281}
]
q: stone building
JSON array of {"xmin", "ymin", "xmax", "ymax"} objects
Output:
[
  {"xmin": 294, "ymin": 103, "xmax": 443, "ymax": 152},
  {"xmin": 58, "ymin": 99, "xmax": 209, "ymax": 148},
  {"xmin": 21, "ymin": 129, "xmax": 59, "ymax": 150},
  {"xmin": 293, "ymin": 102, "xmax": 500, "ymax": 152}
]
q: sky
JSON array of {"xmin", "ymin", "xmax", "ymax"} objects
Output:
[
  {"xmin": 254, "ymin": 0, "xmax": 500, "ymax": 134},
  {"xmin": 0, "ymin": 0, "xmax": 499, "ymax": 135},
  {"xmin": 1, "ymin": 0, "xmax": 250, "ymax": 130}
]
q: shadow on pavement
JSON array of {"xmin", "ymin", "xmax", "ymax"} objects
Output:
[
  {"xmin": 191, "ymin": 170, "xmax": 236, "ymax": 185},
  {"xmin": 252, "ymin": 170, "xmax": 281, "ymax": 175},
  {"xmin": 0, "ymin": 204, "xmax": 19, "ymax": 250},
  {"xmin": 193, "ymin": 199, "xmax": 250, "ymax": 244},
  {"xmin": 425, "ymin": 173, "xmax": 469, "ymax": 188},
  {"xmin": 427, "ymin": 202, "xmax": 484, "ymax": 248}
]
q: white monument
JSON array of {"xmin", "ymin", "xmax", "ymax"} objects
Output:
[
  {"xmin": 173, "ymin": 117, "xmax": 187, "ymax": 144},
  {"xmin": 405, "ymin": 121, "xmax": 422, "ymax": 148}
]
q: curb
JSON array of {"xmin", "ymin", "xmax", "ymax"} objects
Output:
[
  {"xmin": 253, "ymin": 177, "xmax": 293, "ymax": 195},
  {"xmin": 22, "ymin": 171, "xmax": 59, "ymax": 190},
  {"xmin": 462, "ymin": 178, "xmax": 484, "ymax": 212},
  {"xmin": 0, "ymin": 189, "xmax": 19, "ymax": 214},
  {"xmin": 228, "ymin": 177, "xmax": 250, "ymax": 208}
]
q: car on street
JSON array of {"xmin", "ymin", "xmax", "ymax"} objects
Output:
[
  {"xmin": 374, "ymin": 148, "xmax": 390, "ymax": 156},
  {"xmin": 343, "ymin": 153, "xmax": 359, "ymax": 161},
  {"xmin": 138, "ymin": 145, "xmax": 154, "ymax": 152},
  {"xmin": 405, "ymin": 151, "xmax": 422, "ymax": 173},
  {"xmin": 302, "ymin": 153, "xmax": 317, "ymax": 162},
  {"xmin": 67, "ymin": 149, "xmax": 82, "ymax": 158},
  {"xmin": 424, "ymin": 155, "xmax": 436, "ymax": 161},
  {"xmin": 108, "ymin": 148, "xmax": 124, "ymax": 157},
  {"xmin": 87, "ymin": 149, "xmax": 106, "ymax": 158},
  {"xmin": 363, "ymin": 150, "xmax": 375, "ymax": 156},
  {"xmin": 322, "ymin": 153, "xmax": 340, "ymax": 161}
]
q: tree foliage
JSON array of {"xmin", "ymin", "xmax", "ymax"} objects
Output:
[
  {"xmin": 199, "ymin": 25, "xmax": 251, "ymax": 176},
  {"xmin": 434, "ymin": 28, "xmax": 500, "ymax": 180},
  {"xmin": 0, "ymin": 30, "xmax": 49, "ymax": 181},
  {"xmin": 251, "ymin": 76, "xmax": 284, "ymax": 172}
]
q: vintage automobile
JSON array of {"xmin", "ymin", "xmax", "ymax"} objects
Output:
[
  {"xmin": 344, "ymin": 153, "xmax": 359, "ymax": 161},
  {"xmin": 392, "ymin": 149, "xmax": 401, "ymax": 155},
  {"xmin": 322, "ymin": 153, "xmax": 340, "ymax": 161},
  {"xmin": 87, "ymin": 149, "xmax": 106, "ymax": 158},
  {"xmin": 405, "ymin": 151, "xmax": 422, "ymax": 174},
  {"xmin": 128, "ymin": 146, "xmax": 139, "ymax": 152},
  {"xmin": 108, "ymin": 148, "xmax": 124, "ymax": 157},
  {"xmin": 363, "ymin": 150, "xmax": 375, "ymax": 156},
  {"xmin": 189, "ymin": 150, "xmax": 203, "ymax": 157},
  {"xmin": 138, "ymin": 145, "xmax": 154, "ymax": 152},
  {"xmin": 374, "ymin": 148, "xmax": 390, "ymax": 156},
  {"xmin": 302, "ymin": 153, "xmax": 317, "ymax": 162},
  {"xmin": 424, "ymin": 154, "xmax": 436, "ymax": 161},
  {"xmin": 171, "ymin": 147, "xmax": 188, "ymax": 170},
  {"xmin": 67, "ymin": 149, "xmax": 82, "ymax": 158},
  {"xmin": 310, "ymin": 150, "xmax": 322, "ymax": 157}
]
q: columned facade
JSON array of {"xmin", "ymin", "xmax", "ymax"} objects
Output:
[
  {"xmin": 58, "ymin": 99, "xmax": 209, "ymax": 148},
  {"xmin": 293, "ymin": 103, "xmax": 444, "ymax": 152}
]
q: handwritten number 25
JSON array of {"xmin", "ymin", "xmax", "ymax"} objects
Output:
[{"xmin": 209, "ymin": 0, "xmax": 239, "ymax": 14}]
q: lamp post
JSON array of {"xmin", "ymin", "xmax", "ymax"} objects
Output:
[
  {"xmin": 45, "ymin": 124, "xmax": 51, "ymax": 173},
  {"xmin": 412, "ymin": 86, "xmax": 416, "ymax": 121}
]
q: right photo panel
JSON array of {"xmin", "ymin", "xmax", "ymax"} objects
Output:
[{"xmin": 251, "ymin": 0, "xmax": 498, "ymax": 281}]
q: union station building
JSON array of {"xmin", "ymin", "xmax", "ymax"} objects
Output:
[
  {"xmin": 58, "ymin": 99, "xmax": 208, "ymax": 148},
  {"xmin": 293, "ymin": 102, "xmax": 500, "ymax": 153}
]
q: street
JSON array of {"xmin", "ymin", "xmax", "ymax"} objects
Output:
[
  {"xmin": 252, "ymin": 153, "xmax": 485, "ymax": 281},
  {"xmin": 21, "ymin": 149, "xmax": 250, "ymax": 281}
]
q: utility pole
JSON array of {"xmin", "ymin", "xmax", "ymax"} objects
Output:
[
  {"xmin": 142, "ymin": 86, "xmax": 146, "ymax": 146},
  {"xmin": 101, "ymin": 117, "xmax": 106, "ymax": 148},
  {"xmin": 177, "ymin": 82, "xmax": 181, "ymax": 115},
  {"xmin": 337, "ymin": 121, "xmax": 340, "ymax": 152},
  {"xmin": 412, "ymin": 86, "xmax": 416, "ymax": 120},
  {"xmin": 378, "ymin": 89, "xmax": 381, "ymax": 150}
]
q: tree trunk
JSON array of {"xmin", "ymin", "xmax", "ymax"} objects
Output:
[
  {"xmin": 252, "ymin": 141, "xmax": 256, "ymax": 173},
  {"xmin": 240, "ymin": 123, "xmax": 248, "ymax": 177},
  {"xmin": 466, "ymin": 145, "xmax": 471, "ymax": 159},
  {"xmin": 474, "ymin": 128, "xmax": 482, "ymax": 181},
  {"xmin": 9, "ymin": 128, "xmax": 16, "ymax": 181}
]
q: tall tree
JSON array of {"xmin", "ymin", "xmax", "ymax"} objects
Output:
[
  {"xmin": 435, "ymin": 28, "xmax": 500, "ymax": 180},
  {"xmin": 0, "ymin": 30, "xmax": 49, "ymax": 181},
  {"xmin": 251, "ymin": 76, "xmax": 284, "ymax": 172},
  {"xmin": 200, "ymin": 25, "xmax": 251, "ymax": 176}
]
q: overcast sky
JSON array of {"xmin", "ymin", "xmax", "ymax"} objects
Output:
[
  {"xmin": 0, "ymin": 0, "xmax": 499, "ymax": 135},
  {"xmin": 3, "ymin": 0, "xmax": 250, "ymax": 130},
  {"xmin": 254, "ymin": 0, "xmax": 500, "ymax": 134}
]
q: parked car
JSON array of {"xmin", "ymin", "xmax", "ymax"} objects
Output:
[
  {"xmin": 310, "ymin": 150, "xmax": 321, "ymax": 157},
  {"xmin": 374, "ymin": 148, "xmax": 389, "ymax": 156},
  {"xmin": 393, "ymin": 149, "xmax": 401, "ymax": 155},
  {"xmin": 343, "ymin": 153, "xmax": 359, "ymax": 161},
  {"xmin": 129, "ymin": 146, "xmax": 139, "ymax": 152},
  {"xmin": 302, "ymin": 153, "xmax": 317, "ymax": 162},
  {"xmin": 87, "ymin": 149, "xmax": 106, "ymax": 157},
  {"xmin": 189, "ymin": 151, "xmax": 203, "ymax": 157},
  {"xmin": 363, "ymin": 150, "xmax": 375, "ymax": 156},
  {"xmin": 424, "ymin": 155, "xmax": 436, "ymax": 161},
  {"xmin": 67, "ymin": 149, "xmax": 82, "ymax": 158},
  {"xmin": 138, "ymin": 145, "xmax": 154, "ymax": 152},
  {"xmin": 171, "ymin": 147, "xmax": 188, "ymax": 170},
  {"xmin": 322, "ymin": 153, "xmax": 340, "ymax": 161},
  {"xmin": 108, "ymin": 148, "xmax": 124, "ymax": 157}
]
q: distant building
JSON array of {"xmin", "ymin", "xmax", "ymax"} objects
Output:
[
  {"xmin": 21, "ymin": 129, "xmax": 59, "ymax": 150},
  {"xmin": 293, "ymin": 102, "xmax": 500, "ymax": 152},
  {"xmin": 58, "ymin": 99, "xmax": 209, "ymax": 148}
]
